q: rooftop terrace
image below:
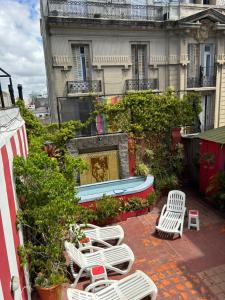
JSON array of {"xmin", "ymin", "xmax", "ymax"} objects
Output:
[{"xmin": 47, "ymin": 188, "xmax": 225, "ymax": 300}]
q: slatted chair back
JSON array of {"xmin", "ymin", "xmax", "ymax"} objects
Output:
[
  {"xmin": 167, "ymin": 190, "xmax": 186, "ymax": 212},
  {"xmin": 65, "ymin": 241, "xmax": 86, "ymax": 268}
]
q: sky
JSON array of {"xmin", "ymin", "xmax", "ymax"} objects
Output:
[{"xmin": 0, "ymin": 0, "xmax": 46, "ymax": 101}]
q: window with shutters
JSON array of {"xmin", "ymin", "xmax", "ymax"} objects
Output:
[
  {"xmin": 187, "ymin": 43, "xmax": 215, "ymax": 88},
  {"xmin": 131, "ymin": 44, "xmax": 148, "ymax": 80},
  {"xmin": 71, "ymin": 45, "xmax": 91, "ymax": 81},
  {"xmin": 199, "ymin": 95, "xmax": 215, "ymax": 132},
  {"xmin": 188, "ymin": 44, "xmax": 200, "ymax": 82}
]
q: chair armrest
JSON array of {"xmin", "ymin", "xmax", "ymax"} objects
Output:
[
  {"xmin": 85, "ymin": 280, "xmax": 117, "ymax": 292},
  {"xmin": 80, "ymin": 223, "xmax": 99, "ymax": 229},
  {"xmin": 161, "ymin": 205, "xmax": 167, "ymax": 216},
  {"xmin": 90, "ymin": 239, "xmax": 113, "ymax": 248},
  {"xmin": 79, "ymin": 245, "xmax": 102, "ymax": 252}
]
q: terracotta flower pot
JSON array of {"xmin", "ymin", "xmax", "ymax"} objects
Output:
[{"xmin": 37, "ymin": 284, "xmax": 62, "ymax": 300}]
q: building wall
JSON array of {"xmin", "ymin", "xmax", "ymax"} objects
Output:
[
  {"xmin": 41, "ymin": 1, "xmax": 225, "ymax": 126},
  {"xmin": 0, "ymin": 108, "xmax": 30, "ymax": 300}
]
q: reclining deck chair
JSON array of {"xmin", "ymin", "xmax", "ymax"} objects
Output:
[
  {"xmin": 67, "ymin": 270, "xmax": 158, "ymax": 300},
  {"xmin": 156, "ymin": 190, "xmax": 186, "ymax": 238},
  {"xmin": 70, "ymin": 224, "xmax": 124, "ymax": 247},
  {"xmin": 65, "ymin": 241, "xmax": 134, "ymax": 286}
]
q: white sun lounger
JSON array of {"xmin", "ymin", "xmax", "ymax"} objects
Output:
[
  {"xmin": 156, "ymin": 190, "xmax": 186, "ymax": 238},
  {"xmin": 67, "ymin": 270, "xmax": 158, "ymax": 300},
  {"xmin": 70, "ymin": 224, "xmax": 124, "ymax": 247},
  {"xmin": 65, "ymin": 241, "xmax": 135, "ymax": 287}
]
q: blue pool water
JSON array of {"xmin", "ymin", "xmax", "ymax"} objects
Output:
[{"xmin": 77, "ymin": 175, "xmax": 154, "ymax": 203}]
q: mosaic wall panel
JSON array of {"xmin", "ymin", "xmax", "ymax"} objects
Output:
[{"xmin": 79, "ymin": 150, "xmax": 119, "ymax": 184}]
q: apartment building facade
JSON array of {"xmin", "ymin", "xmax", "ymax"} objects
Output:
[{"xmin": 40, "ymin": 0, "xmax": 225, "ymax": 132}]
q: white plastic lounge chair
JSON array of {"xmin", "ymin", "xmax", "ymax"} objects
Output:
[
  {"xmin": 156, "ymin": 190, "xmax": 186, "ymax": 238},
  {"xmin": 70, "ymin": 224, "xmax": 124, "ymax": 248},
  {"xmin": 67, "ymin": 270, "xmax": 158, "ymax": 300},
  {"xmin": 65, "ymin": 241, "xmax": 134, "ymax": 286}
]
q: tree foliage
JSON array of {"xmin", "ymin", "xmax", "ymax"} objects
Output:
[
  {"xmin": 96, "ymin": 90, "xmax": 201, "ymax": 137},
  {"xmin": 95, "ymin": 90, "xmax": 201, "ymax": 193},
  {"xmin": 15, "ymin": 100, "xmax": 91, "ymax": 286}
]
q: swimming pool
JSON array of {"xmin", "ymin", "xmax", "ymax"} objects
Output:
[{"xmin": 77, "ymin": 175, "xmax": 154, "ymax": 204}]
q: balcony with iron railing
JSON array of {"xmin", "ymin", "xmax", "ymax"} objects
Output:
[
  {"xmin": 67, "ymin": 80, "xmax": 102, "ymax": 95},
  {"xmin": 47, "ymin": 0, "xmax": 166, "ymax": 21},
  {"xmin": 187, "ymin": 66, "xmax": 216, "ymax": 89},
  {"xmin": 125, "ymin": 79, "xmax": 159, "ymax": 91}
]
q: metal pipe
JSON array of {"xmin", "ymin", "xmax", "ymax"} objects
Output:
[
  {"xmin": 8, "ymin": 77, "xmax": 15, "ymax": 105},
  {"xmin": 17, "ymin": 84, "xmax": 23, "ymax": 100},
  {"xmin": 0, "ymin": 82, "xmax": 5, "ymax": 108}
]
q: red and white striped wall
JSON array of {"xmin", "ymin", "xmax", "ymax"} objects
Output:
[{"xmin": 0, "ymin": 108, "xmax": 30, "ymax": 300}]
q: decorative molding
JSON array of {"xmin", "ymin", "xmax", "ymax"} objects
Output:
[
  {"xmin": 195, "ymin": 19, "xmax": 216, "ymax": 43},
  {"xmin": 150, "ymin": 54, "xmax": 189, "ymax": 66},
  {"xmin": 216, "ymin": 54, "xmax": 225, "ymax": 65},
  {"xmin": 52, "ymin": 56, "xmax": 73, "ymax": 69},
  {"xmin": 92, "ymin": 56, "xmax": 131, "ymax": 69}
]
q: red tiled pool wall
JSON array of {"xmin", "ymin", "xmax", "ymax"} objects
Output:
[{"xmin": 80, "ymin": 184, "xmax": 154, "ymax": 208}]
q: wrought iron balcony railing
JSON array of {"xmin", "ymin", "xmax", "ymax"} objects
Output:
[
  {"xmin": 187, "ymin": 66, "xmax": 216, "ymax": 88},
  {"xmin": 67, "ymin": 80, "xmax": 102, "ymax": 94},
  {"xmin": 48, "ymin": 1, "xmax": 165, "ymax": 21},
  {"xmin": 126, "ymin": 79, "xmax": 159, "ymax": 91}
]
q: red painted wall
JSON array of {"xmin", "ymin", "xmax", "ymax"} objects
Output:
[
  {"xmin": 0, "ymin": 122, "xmax": 28, "ymax": 300},
  {"xmin": 0, "ymin": 212, "xmax": 12, "ymax": 300},
  {"xmin": 199, "ymin": 139, "xmax": 225, "ymax": 194}
]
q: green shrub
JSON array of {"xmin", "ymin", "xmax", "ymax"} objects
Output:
[
  {"xmin": 147, "ymin": 192, "xmax": 157, "ymax": 206},
  {"xmin": 96, "ymin": 196, "xmax": 121, "ymax": 225},
  {"xmin": 123, "ymin": 197, "xmax": 148, "ymax": 212},
  {"xmin": 135, "ymin": 162, "xmax": 150, "ymax": 176},
  {"xmin": 156, "ymin": 175, "xmax": 180, "ymax": 194}
]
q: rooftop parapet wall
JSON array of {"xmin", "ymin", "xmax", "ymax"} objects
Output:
[
  {"xmin": 0, "ymin": 107, "xmax": 30, "ymax": 300},
  {"xmin": 44, "ymin": 0, "xmax": 225, "ymax": 22}
]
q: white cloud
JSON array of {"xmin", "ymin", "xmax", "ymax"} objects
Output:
[{"xmin": 0, "ymin": 0, "xmax": 46, "ymax": 101}]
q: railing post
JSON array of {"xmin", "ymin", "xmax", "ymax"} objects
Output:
[
  {"xmin": 8, "ymin": 77, "xmax": 15, "ymax": 106},
  {"xmin": 199, "ymin": 66, "xmax": 203, "ymax": 87},
  {"xmin": 0, "ymin": 82, "xmax": 5, "ymax": 108}
]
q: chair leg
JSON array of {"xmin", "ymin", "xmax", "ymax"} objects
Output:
[
  {"xmin": 72, "ymin": 268, "xmax": 84, "ymax": 287},
  {"xmin": 151, "ymin": 289, "xmax": 158, "ymax": 300}
]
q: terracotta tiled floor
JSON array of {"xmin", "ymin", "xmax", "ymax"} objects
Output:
[{"xmin": 34, "ymin": 189, "xmax": 225, "ymax": 299}]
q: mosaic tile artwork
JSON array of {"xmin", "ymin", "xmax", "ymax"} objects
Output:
[{"xmin": 79, "ymin": 150, "xmax": 119, "ymax": 184}]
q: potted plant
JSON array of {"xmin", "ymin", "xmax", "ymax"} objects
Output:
[
  {"xmin": 35, "ymin": 271, "xmax": 67, "ymax": 300},
  {"xmin": 14, "ymin": 144, "xmax": 86, "ymax": 298}
]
